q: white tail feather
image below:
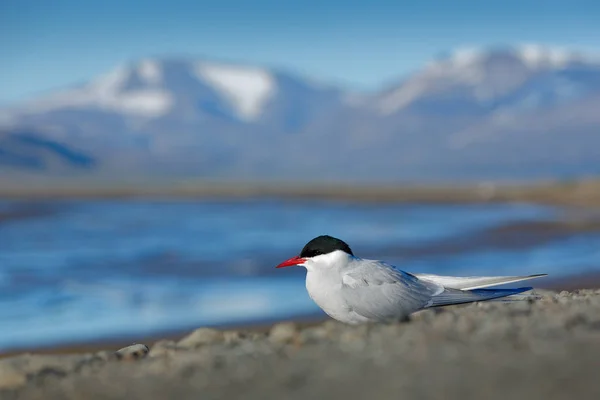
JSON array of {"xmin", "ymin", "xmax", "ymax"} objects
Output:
[{"xmin": 414, "ymin": 273, "xmax": 547, "ymax": 290}]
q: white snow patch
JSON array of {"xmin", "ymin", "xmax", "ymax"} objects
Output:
[
  {"xmin": 424, "ymin": 48, "xmax": 486, "ymax": 84},
  {"xmin": 11, "ymin": 80, "xmax": 172, "ymax": 119},
  {"xmin": 138, "ymin": 59, "xmax": 163, "ymax": 85},
  {"xmin": 106, "ymin": 91, "xmax": 172, "ymax": 115},
  {"xmin": 195, "ymin": 62, "xmax": 276, "ymax": 120},
  {"xmin": 6, "ymin": 64, "xmax": 174, "ymax": 118},
  {"xmin": 31, "ymin": 89, "xmax": 173, "ymax": 117},
  {"xmin": 518, "ymin": 45, "xmax": 574, "ymax": 68},
  {"xmin": 517, "ymin": 44, "xmax": 600, "ymax": 68},
  {"xmin": 423, "ymin": 47, "xmax": 483, "ymax": 72}
]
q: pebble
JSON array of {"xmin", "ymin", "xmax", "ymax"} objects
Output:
[
  {"xmin": 115, "ymin": 344, "xmax": 149, "ymax": 361},
  {"xmin": 177, "ymin": 328, "xmax": 224, "ymax": 349}
]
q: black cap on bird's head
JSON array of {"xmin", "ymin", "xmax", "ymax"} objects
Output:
[
  {"xmin": 276, "ymin": 235, "xmax": 353, "ymax": 268},
  {"xmin": 300, "ymin": 235, "xmax": 354, "ymax": 258}
]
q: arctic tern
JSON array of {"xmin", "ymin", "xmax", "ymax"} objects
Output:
[{"xmin": 276, "ymin": 235, "xmax": 547, "ymax": 324}]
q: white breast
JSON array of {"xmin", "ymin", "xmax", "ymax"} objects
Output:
[{"xmin": 305, "ymin": 269, "xmax": 370, "ymax": 324}]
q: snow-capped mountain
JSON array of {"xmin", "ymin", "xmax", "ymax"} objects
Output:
[
  {"xmin": 376, "ymin": 45, "xmax": 600, "ymax": 116},
  {"xmin": 1, "ymin": 45, "xmax": 600, "ymax": 182},
  {"xmin": 2, "ymin": 57, "xmax": 344, "ymax": 126}
]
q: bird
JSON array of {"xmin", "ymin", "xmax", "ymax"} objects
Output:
[{"xmin": 275, "ymin": 235, "xmax": 547, "ymax": 324}]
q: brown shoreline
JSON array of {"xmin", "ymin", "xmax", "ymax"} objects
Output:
[
  {"xmin": 0, "ymin": 314, "xmax": 327, "ymax": 360},
  {"xmin": 0, "ymin": 178, "xmax": 599, "ymax": 207},
  {"xmin": 2, "ymin": 271, "xmax": 598, "ymax": 360}
]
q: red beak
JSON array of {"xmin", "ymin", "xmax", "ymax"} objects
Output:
[{"xmin": 275, "ymin": 256, "xmax": 307, "ymax": 268}]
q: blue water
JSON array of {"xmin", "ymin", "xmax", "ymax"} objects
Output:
[{"xmin": 0, "ymin": 199, "xmax": 599, "ymax": 351}]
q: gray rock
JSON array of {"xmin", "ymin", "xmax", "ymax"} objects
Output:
[
  {"xmin": 177, "ymin": 328, "xmax": 224, "ymax": 349},
  {"xmin": 115, "ymin": 344, "xmax": 149, "ymax": 361}
]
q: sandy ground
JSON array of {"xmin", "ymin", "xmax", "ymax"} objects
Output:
[{"xmin": 1, "ymin": 289, "xmax": 599, "ymax": 400}]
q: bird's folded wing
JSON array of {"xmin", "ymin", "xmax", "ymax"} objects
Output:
[{"xmin": 341, "ymin": 259, "xmax": 442, "ymax": 319}]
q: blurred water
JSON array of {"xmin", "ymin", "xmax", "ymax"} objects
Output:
[{"xmin": 0, "ymin": 199, "xmax": 599, "ymax": 350}]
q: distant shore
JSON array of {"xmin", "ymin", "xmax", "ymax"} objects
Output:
[{"xmin": 1, "ymin": 178, "xmax": 600, "ymax": 208}]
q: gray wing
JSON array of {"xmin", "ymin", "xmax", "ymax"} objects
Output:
[{"xmin": 341, "ymin": 259, "xmax": 443, "ymax": 321}]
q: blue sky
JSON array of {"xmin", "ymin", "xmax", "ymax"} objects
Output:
[{"xmin": 1, "ymin": 0, "xmax": 600, "ymax": 103}]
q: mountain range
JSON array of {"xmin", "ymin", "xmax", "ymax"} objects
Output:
[{"xmin": 2, "ymin": 45, "xmax": 600, "ymax": 183}]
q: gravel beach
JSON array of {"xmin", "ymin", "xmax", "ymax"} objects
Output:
[{"xmin": 1, "ymin": 289, "xmax": 599, "ymax": 400}]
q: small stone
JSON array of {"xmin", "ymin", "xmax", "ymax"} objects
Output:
[
  {"xmin": 178, "ymin": 328, "xmax": 224, "ymax": 349},
  {"xmin": 115, "ymin": 344, "xmax": 149, "ymax": 361},
  {"xmin": 223, "ymin": 331, "xmax": 247, "ymax": 344},
  {"xmin": 269, "ymin": 322, "xmax": 298, "ymax": 344},
  {"xmin": 148, "ymin": 340, "xmax": 178, "ymax": 358}
]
